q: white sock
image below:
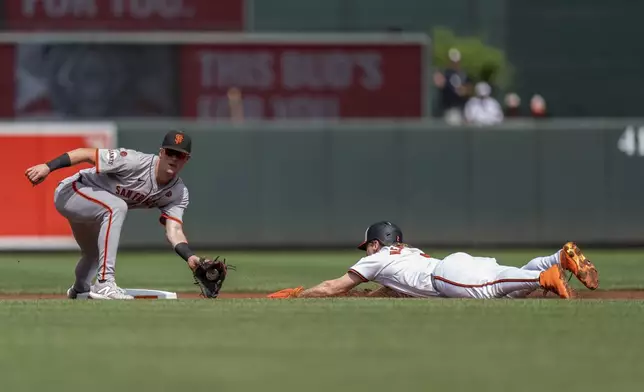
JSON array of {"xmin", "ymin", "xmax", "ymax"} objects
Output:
[{"xmin": 520, "ymin": 250, "xmax": 561, "ymax": 272}]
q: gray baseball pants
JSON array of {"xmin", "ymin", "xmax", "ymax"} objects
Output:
[{"xmin": 54, "ymin": 177, "xmax": 128, "ymax": 291}]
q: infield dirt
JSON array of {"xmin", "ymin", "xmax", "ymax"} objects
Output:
[{"xmin": 0, "ymin": 290, "xmax": 642, "ymax": 300}]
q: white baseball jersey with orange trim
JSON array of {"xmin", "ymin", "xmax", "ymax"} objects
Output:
[
  {"xmin": 52, "ymin": 148, "xmax": 189, "ymax": 289},
  {"xmin": 349, "ymin": 245, "xmax": 562, "ymax": 299},
  {"xmin": 349, "ymin": 245, "xmax": 442, "ymax": 298}
]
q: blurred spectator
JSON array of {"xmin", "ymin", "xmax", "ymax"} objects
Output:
[
  {"xmin": 227, "ymin": 87, "xmax": 245, "ymax": 123},
  {"xmin": 434, "ymin": 48, "xmax": 472, "ymax": 125},
  {"xmin": 464, "ymin": 82, "xmax": 504, "ymax": 126},
  {"xmin": 504, "ymin": 92, "xmax": 522, "ymax": 118},
  {"xmin": 530, "ymin": 94, "xmax": 548, "ymax": 118}
]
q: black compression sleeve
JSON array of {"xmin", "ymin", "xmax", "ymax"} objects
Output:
[
  {"xmin": 174, "ymin": 242, "xmax": 195, "ymax": 262},
  {"xmin": 46, "ymin": 153, "xmax": 72, "ymax": 171}
]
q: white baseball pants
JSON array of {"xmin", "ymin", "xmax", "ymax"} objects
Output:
[{"xmin": 431, "ymin": 251, "xmax": 561, "ymax": 299}]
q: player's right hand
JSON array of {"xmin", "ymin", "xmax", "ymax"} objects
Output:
[{"xmin": 24, "ymin": 164, "xmax": 51, "ymax": 186}]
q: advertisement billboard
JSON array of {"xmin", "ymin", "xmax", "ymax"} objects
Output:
[
  {"xmin": 4, "ymin": 0, "xmax": 245, "ymax": 31},
  {"xmin": 180, "ymin": 41, "xmax": 424, "ymax": 119},
  {"xmin": 2, "ymin": 122, "xmax": 116, "ymax": 250},
  {"xmin": 0, "ymin": 32, "xmax": 430, "ymax": 119}
]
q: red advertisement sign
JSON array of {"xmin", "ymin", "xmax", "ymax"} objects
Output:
[
  {"xmin": 180, "ymin": 42, "xmax": 424, "ymax": 119},
  {"xmin": 3, "ymin": 123, "xmax": 116, "ymax": 250},
  {"xmin": 5, "ymin": 0, "xmax": 245, "ymax": 30}
]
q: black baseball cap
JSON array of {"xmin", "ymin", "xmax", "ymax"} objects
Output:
[{"xmin": 161, "ymin": 130, "xmax": 192, "ymax": 154}]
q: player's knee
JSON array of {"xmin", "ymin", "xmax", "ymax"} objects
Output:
[{"xmin": 110, "ymin": 198, "xmax": 129, "ymax": 219}]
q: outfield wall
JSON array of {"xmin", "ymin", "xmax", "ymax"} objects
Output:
[
  {"xmin": 108, "ymin": 119, "xmax": 644, "ymax": 248},
  {"xmin": 8, "ymin": 119, "xmax": 644, "ymax": 250}
]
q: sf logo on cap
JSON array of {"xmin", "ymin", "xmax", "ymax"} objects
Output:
[{"xmin": 174, "ymin": 134, "xmax": 184, "ymax": 144}]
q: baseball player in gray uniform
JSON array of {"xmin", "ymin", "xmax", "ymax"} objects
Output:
[{"xmin": 25, "ymin": 130, "xmax": 213, "ymax": 300}]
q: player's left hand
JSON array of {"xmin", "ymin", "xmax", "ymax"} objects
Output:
[
  {"xmin": 267, "ymin": 286, "xmax": 304, "ymax": 298},
  {"xmin": 192, "ymin": 256, "xmax": 235, "ymax": 298},
  {"xmin": 24, "ymin": 164, "xmax": 51, "ymax": 186}
]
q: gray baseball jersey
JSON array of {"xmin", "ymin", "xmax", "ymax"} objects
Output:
[
  {"xmin": 54, "ymin": 147, "xmax": 189, "ymax": 287},
  {"xmin": 64, "ymin": 148, "xmax": 189, "ymax": 224}
]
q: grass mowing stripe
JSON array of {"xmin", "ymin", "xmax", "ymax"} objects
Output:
[{"xmin": 0, "ymin": 299, "xmax": 643, "ymax": 391}]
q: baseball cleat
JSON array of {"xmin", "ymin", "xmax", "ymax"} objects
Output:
[
  {"xmin": 66, "ymin": 286, "xmax": 89, "ymax": 299},
  {"xmin": 560, "ymin": 242, "xmax": 599, "ymax": 290},
  {"xmin": 539, "ymin": 264, "xmax": 574, "ymax": 299},
  {"xmin": 89, "ymin": 281, "xmax": 134, "ymax": 300}
]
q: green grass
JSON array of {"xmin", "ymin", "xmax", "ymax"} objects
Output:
[
  {"xmin": 1, "ymin": 248, "xmax": 644, "ymax": 391},
  {"xmin": 0, "ymin": 248, "xmax": 643, "ymax": 293},
  {"xmin": 0, "ymin": 299, "xmax": 642, "ymax": 392}
]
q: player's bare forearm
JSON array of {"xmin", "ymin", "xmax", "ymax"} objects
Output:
[
  {"xmin": 25, "ymin": 148, "xmax": 97, "ymax": 186},
  {"xmin": 298, "ymin": 273, "xmax": 364, "ymax": 298},
  {"xmin": 165, "ymin": 219, "xmax": 200, "ymax": 269},
  {"xmin": 299, "ymin": 281, "xmax": 343, "ymax": 298},
  {"xmin": 165, "ymin": 219, "xmax": 188, "ymax": 246},
  {"xmin": 67, "ymin": 148, "xmax": 98, "ymax": 166},
  {"xmin": 42, "ymin": 147, "xmax": 95, "ymax": 167}
]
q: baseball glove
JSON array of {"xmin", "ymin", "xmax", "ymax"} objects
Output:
[{"xmin": 192, "ymin": 256, "xmax": 235, "ymax": 298}]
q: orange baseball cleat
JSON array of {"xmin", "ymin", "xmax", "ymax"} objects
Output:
[
  {"xmin": 267, "ymin": 286, "xmax": 304, "ymax": 299},
  {"xmin": 560, "ymin": 242, "xmax": 599, "ymax": 290},
  {"xmin": 539, "ymin": 264, "xmax": 574, "ymax": 299}
]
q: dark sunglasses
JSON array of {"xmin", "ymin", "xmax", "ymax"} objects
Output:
[{"xmin": 164, "ymin": 149, "xmax": 189, "ymax": 160}]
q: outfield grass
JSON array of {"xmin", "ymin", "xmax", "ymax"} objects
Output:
[
  {"xmin": 0, "ymin": 299, "xmax": 642, "ymax": 392},
  {"xmin": 1, "ymin": 249, "xmax": 643, "ymax": 392},
  {"xmin": 0, "ymin": 248, "xmax": 642, "ymax": 293}
]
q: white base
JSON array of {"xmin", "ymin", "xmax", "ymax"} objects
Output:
[{"xmin": 77, "ymin": 288, "xmax": 177, "ymax": 300}]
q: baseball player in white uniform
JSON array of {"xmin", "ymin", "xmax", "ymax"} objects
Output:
[
  {"xmin": 267, "ymin": 221, "xmax": 599, "ymax": 299},
  {"xmin": 24, "ymin": 130, "xmax": 217, "ymax": 300}
]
